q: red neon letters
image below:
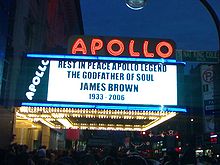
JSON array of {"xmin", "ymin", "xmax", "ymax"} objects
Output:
[
  {"xmin": 129, "ymin": 40, "xmax": 140, "ymax": 57},
  {"xmin": 70, "ymin": 36, "xmax": 175, "ymax": 59},
  {"xmin": 71, "ymin": 38, "xmax": 87, "ymax": 54},
  {"xmin": 107, "ymin": 39, "xmax": 125, "ymax": 56},
  {"xmin": 91, "ymin": 38, "xmax": 103, "ymax": 55}
]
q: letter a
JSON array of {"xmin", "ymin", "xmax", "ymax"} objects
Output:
[{"xmin": 72, "ymin": 38, "xmax": 87, "ymax": 54}]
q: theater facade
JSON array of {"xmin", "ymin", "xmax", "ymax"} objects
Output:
[{"xmin": 15, "ymin": 35, "xmax": 186, "ymax": 142}]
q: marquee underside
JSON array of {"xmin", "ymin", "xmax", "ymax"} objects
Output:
[{"xmin": 16, "ymin": 106, "xmax": 177, "ymax": 131}]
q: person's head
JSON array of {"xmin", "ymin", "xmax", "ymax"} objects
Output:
[
  {"xmin": 199, "ymin": 156, "xmax": 213, "ymax": 165},
  {"xmin": 41, "ymin": 145, "xmax": 47, "ymax": 149},
  {"xmin": 38, "ymin": 148, "xmax": 46, "ymax": 158},
  {"xmin": 79, "ymin": 153, "xmax": 98, "ymax": 165},
  {"xmin": 166, "ymin": 150, "xmax": 179, "ymax": 161},
  {"xmin": 121, "ymin": 155, "xmax": 148, "ymax": 165},
  {"xmin": 21, "ymin": 144, "xmax": 28, "ymax": 152},
  {"xmin": 103, "ymin": 156, "xmax": 117, "ymax": 165}
]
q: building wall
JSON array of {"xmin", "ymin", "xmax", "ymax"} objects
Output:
[
  {"xmin": 0, "ymin": 0, "xmax": 48, "ymax": 148},
  {"xmin": 0, "ymin": 107, "xmax": 15, "ymax": 148},
  {"xmin": 0, "ymin": 0, "xmax": 16, "ymax": 148},
  {"xmin": 0, "ymin": 0, "xmax": 84, "ymax": 149},
  {"xmin": 0, "ymin": 0, "xmax": 11, "ymax": 94}
]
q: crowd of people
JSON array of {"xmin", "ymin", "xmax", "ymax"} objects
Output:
[{"xmin": 0, "ymin": 143, "xmax": 219, "ymax": 165}]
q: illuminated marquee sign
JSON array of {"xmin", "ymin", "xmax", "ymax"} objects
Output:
[
  {"xmin": 16, "ymin": 36, "xmax": 186, "ymax": 112},
  {"xmin": 68, "ymin": 35, "xmax": 175, "ymax": 59},
  {"xmin": 47, "ymin": 60, "xmax": 177, "ymax": 106},
  {"xmin": 17, "ymin": 56, "xmax": 184, "ymax": 110}
]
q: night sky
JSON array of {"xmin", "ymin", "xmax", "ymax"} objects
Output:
[{"xmin": 80, "ymin": 0, "xmax": 220, "ymax": 51}]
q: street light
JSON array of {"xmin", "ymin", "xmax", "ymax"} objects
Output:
[
  {"xmin": 125, "ymin": 0, "xmax": 147, "ymax": 10},
  {"xmin": 200, "ymin": 0, "xmax": 220, "ymax": 51}
]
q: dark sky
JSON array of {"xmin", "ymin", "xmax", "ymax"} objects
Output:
[{"xmin": 80, "ymin": 0, "xmax": 220, "ymax": 51}]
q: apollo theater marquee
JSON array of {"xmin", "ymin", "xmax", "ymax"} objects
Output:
[{"xmin": 15, "ymin": 35, "xmax": 186, "ymax": 131}]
